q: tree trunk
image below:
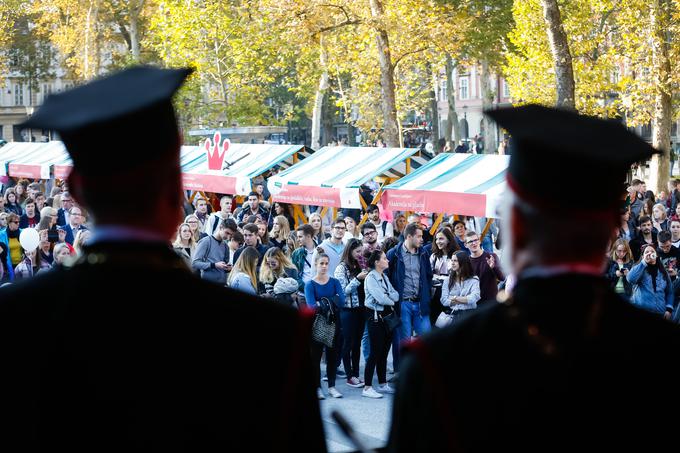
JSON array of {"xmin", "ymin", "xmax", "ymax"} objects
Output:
[
  {"xmin": 426, "ymin": 62, "xmax": 440, "ymax": 152},
  {"xmin": 540, "ymin": 0, "xmax": 575, "ymax": 109},
  {"xmin": 445, "ymin": 54, "xmax": 460, "ymax": 146},
  {"xmin": 311, "ymin": 36, "xmax": 329, "ymax": 150},
  {"xmin": 129, "ymin": 0, "xmax": 142, "ymax": 61},
  {"xmin": 649, "ymin": 0, "xmax": 672, "ymax": 194},
  {"xmin": 84, "ymin": 0, "xmax": 95, "ymax": 78},
  {"xmin": 322, "ymin": 91, "xmax": 334, "ymax": 146},
  {"xmin": 479, "ymin": 59, "xmax": 496, "ymax": 153},
  {"xmin": 369, "ymin": 0, "xmax": 399, "ymax": 147}
]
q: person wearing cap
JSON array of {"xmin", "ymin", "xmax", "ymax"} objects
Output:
[
  {"xmin": 388, "ymin": 105, "xmax": 680, "ymax": 452},
  {"xmin": 0, "ymin": 67, "xmax": 325, "ymax": 451}
]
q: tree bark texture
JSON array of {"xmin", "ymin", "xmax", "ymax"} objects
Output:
[
  {"xmin": 479, "ymin": 59, "xmax": 496, "ymax": 153},
  {"xmin": 445, "ymin": 54, "xmax": 460, "ymax": 146},
  {"xmin": 426, "ymin": 62, "xmax": 440, "ymax": 150},
  {"xmin": 369, "ymin": 0, "xmax": 400, "ymax": 147},
  {"xmin": 649, "ymin": 0, "xmax": 672, "ymax": 194},
  {"xmin": 540, "ymin": 0, "xmax": 575, "ymax": 109},
  {"xmin": 129, "ymin": 0, "xmax": 142, "ymax": 61},
  {"xmin": 311, "ymin": 36, "xmax": 329, "ymax": 150}
]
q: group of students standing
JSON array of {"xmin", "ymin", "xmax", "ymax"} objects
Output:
[
  {"xmin": 172, "ymin": 192, "xmax": 506, "ymax": 400},
  {"xmin": 607, "ymin": 178, "xmax": 680, "ymax": 321}
]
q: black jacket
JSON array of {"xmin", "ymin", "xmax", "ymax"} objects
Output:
[
  {"xmin": 0, "ymin": 241, "xmax": 325, "ymax": 452},
  {"xmin": 389, "ymin": 274, "xmax": 680, "ymax": 453},
  {"xmin": 605, "ymin": 259, "xmax": 634, "ymax": 296}
]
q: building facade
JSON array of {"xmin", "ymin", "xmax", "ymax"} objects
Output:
[
  {"xmin": 436, "ymin": 64, "xmax": 512, "ymax": 149},
  {"xmin": 0, "ymin": 71, "xmax": 72, "ymax": 142}
]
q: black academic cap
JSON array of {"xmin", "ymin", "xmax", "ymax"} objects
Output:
[
  {"xmin": 485, "ymin": 105, "xmax": 658, "ymax": 211},
  {"xmin": 21, "ymin": 66, "xmax": 192, "ymax": 175}
]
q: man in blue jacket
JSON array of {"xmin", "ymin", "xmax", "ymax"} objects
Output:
[{"xmin": 387, "ymin": 222, "xmax": 433, "ymax": 371}]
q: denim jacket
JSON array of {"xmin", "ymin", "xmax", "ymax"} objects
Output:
[{"xmin": 627, "ymin": 261, "xmax": 674, "ymax": 315}]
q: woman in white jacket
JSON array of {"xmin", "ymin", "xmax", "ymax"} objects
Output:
[
  {"xmin": 437, "ymin": 250, "xmax": 480, "ymax": 327},
  {"xmin": 362, "ymin": 249, "xmax": 400, "ymax": 398}
]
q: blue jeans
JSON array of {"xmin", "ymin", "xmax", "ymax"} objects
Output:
[{"xmin": 399, "ymin": 301, "xmax": 431, "ymax": 341}]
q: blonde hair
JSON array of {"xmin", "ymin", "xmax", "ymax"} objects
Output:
[
  {"xmin": 259, "ymin": 247, "xmax": 296, "ymax": 284},
  {"xmin": 653, "ymin": 203, "xmax": 668, "ymax": 221},
  {"xmin": 172, "ymin": 223, "xmax": 196, "ymax": 252},
  {"xmin": 183, "ymin": 214, "xmax": 202, "ymax": 242},
  {"xmin": 228, "ymin": 246, "xmax": 259, "ymax": 289},
  {"xmin": 609, "ymin": 238, "xmax": 633, "ymax": 263},
  {"xmin": 308, "ymin": 212, "xmax": 322, "ymax": 233},
  {"xmin": 269, "ymin": 215, "xmax": 291, "ymax": 242},
  {"xmin": 53, "ymin": 193, "xmax": 63, "ymax": 209}
]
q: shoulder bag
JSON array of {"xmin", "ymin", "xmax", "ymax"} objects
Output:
[{"xmin": 311, "ymin": 293, "xmax": 338, "ymax": 348}]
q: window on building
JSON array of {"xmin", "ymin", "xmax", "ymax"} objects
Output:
[
  {"xmin": 14, "ymin": 83, "xmax": 24, "ymax": 106},
  {"xmin": 440, "ymin": 79, "xmax": 447, "ymax": 101},
  {"xmin": 459, "ymin": 77, "xmax": 469, "ymax": 100},
  {"xmin": 612, "ymin": 67, "xmax": 620, "ymax": 84},
  {"xmin": 503, "ymin": 80, "xmax": 511, "ymax": 98}
]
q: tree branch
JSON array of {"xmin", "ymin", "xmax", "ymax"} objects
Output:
[{"xmin": 393, "ymin": 47, "xmax": 429, "ymax": 70}]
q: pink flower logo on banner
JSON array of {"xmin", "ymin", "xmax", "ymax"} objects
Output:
[{"xmin": 205, "ymin": 131, "xmax": 230, "ymax": 171}]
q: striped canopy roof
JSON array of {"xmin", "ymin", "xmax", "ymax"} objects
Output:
[
  {"xmin": 180, "ymin": 143, "xmax": 311, "ymax": 195},
  {"xmin": 382, "ymin": 153, "xmax": 509, "ymax": 218},
  {"xmin": 267, "ymin": 146, "xmax": 431, "ymax": 209},
  {"xmin": 0, "ymin": 140, "xmax": 310, "ymax": 195},
  {"xmin": 0, "ymin": 142, "xmax": 72, "ymax": 179}
]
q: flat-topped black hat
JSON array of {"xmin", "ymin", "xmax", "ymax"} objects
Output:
[
  {"xmin": 485, "ymin": 105, "xmax": 658, "ymax": 212},
  {"xmin": 21, "ymin": 66, "xmax": 192, "ymax": 175}
]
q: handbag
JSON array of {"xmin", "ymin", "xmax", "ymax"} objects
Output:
[
  {"xmin": 381, "ymin": 310, "xmax": 401, "ymax": 334},
  {"xmin": 435, "ymin": 311, "xmax": 454, "ymax": 328},
  {"xmin": 311, "ymin": 296, "xmax": 337, "ymax": 348}
]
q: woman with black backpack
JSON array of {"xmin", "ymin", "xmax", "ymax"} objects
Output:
[{"xmin": 334, "ymin": 238, "xmax": 368, "ymax": 389}]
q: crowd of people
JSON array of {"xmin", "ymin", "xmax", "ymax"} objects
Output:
[
  {"xmin": 3, "ymin": 173, "xmax": 680, "ymax": 397},
  {"xmin": 0, "ymin": 174, "xmax": 507, "ymax": 400},
  {"xmin": 0, "ymin": 179, "xmax": 86, "ymax": 281},
  {"xmin": 607, "ymin": 178, "xmax": 680, "ymax": 320},
  {"xmin": 5, "ymin": 173, "xmax": 680, "ymax": 392}
]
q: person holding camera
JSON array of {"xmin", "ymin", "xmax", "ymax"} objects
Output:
[
  {"xmin": 606, "ymin": 238, "xmax": 634, "ymax": 299},
  {"xmin": 363, "ymin": 249, "xmax": 400, "ymax": 399},
  {"xmin": 627, "ymin": 243, "xmax": 675, "ymax": 319}
]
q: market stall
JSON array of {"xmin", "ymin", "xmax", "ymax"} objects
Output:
[
  {"xmin": 181, "ymin": 132, "xmax": 312, "ymax": 194},
  {"xmin": 0, "ymin": 132, "xmax": 312, "ymax": 195},
  {"xmin": 382, "ymin": 153, "xmax": 509, "ymax": 234},
  {"xmin": 267, "ymin": 146, "xmax": 431, "ymax": 208},
  {"xmin": 0, "ymin": 141, "xmax": 72, "ymax": 180}
]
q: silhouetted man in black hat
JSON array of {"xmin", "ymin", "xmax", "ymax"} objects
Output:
[
  {"xmin": 389, "ymin": 105, "xmax": 680, "ymax": 453},
  {"xmin": 0, "ymin": 66, "xmax": 325, "ymax": 452}
]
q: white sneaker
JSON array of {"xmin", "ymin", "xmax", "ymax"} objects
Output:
[
  {"xmin": 377, "ymin": 383, "xmax": 395, "ymax": 394},
  {"xmin": 328, "ymin": 387, "xmax": 343, "ymax": 398},
  {"xmin": 317, "ymin": 388, "xmax": 325, "ymax": 400},
  {"xmin": 362, "ymin": 387, "xmax": 383, "ymax": 399}
]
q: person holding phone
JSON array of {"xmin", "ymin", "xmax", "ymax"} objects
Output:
[{"xmin": 627, "ymin": 243, "xmax": 675, "ymax": 319}]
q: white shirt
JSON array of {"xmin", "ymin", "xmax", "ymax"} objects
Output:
[
  {"xmin": 370, "ymin": 219, "xmax": 394, "ymax": 244},
  {"xmin": 301, "ymin": 247, "xmax": 315, "ymax": 284}
]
